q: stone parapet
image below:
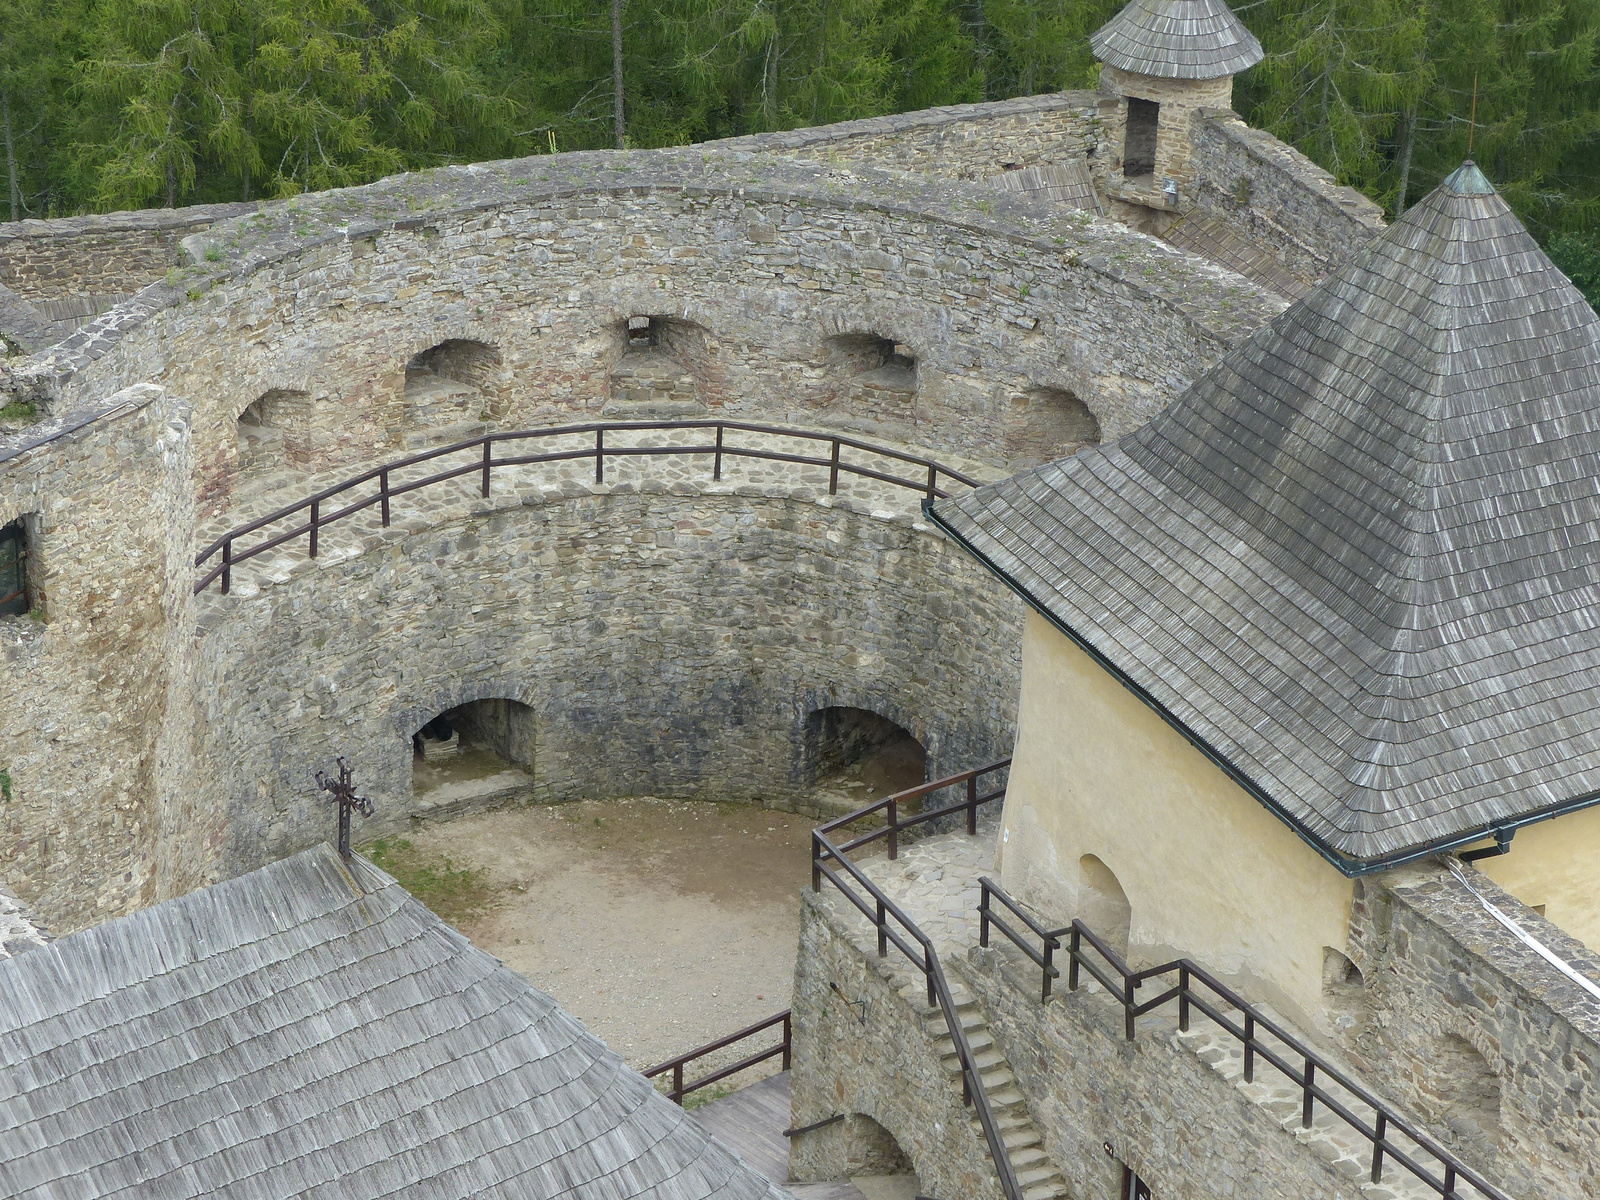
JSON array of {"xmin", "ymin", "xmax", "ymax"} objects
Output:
[{"xmin": 1190, "ymin": 113, "xmax": 1387, "ymax": 280}]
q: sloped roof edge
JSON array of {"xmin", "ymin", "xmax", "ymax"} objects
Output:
[{"xmin": 922, "ymin": 499, "xmax": 1600, "ymax": 875}]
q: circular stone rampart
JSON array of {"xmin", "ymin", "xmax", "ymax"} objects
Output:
[{"xmin": 193, "ymin": 482, "xmax": 1026, "ymax": 878}]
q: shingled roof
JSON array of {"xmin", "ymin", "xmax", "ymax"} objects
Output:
[
  {"xmin": 1090, "ymin": 0, "xmax": 1263, "ymax": 80},
  {"xmin": 0, "ymin": 844, "xmax": 784, "ymax": 1200},
  {"xmin": 933, "ymin": 163, "xmax": 1600, "ymax": 871}
]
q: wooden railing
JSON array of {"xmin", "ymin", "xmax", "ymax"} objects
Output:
[
  {"xmin": 810, "ymin": 760, "xmax": 1022, "ymax": 1200},
  {"xmin": 194, "ymin": 420, "xmax": 982, "ymax": 594},
  {"xmin": 643, "ymin": 1009, "xmax": 792, "ymax": 1105},
  {"xmin": 978, "ymin": 877, "xmax": 1512, "ymax": 1200}
]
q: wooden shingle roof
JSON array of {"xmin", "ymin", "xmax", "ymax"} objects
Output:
[
  {"xmin": 0, "ymin": 844, "xmax": 783, "ymax": 1200},
  {"xmin": 1090, "ymin": 0, "xmax": 1263, "ymax": 80},
  {"xmin": 934, "ymin": 164, "xmax": 1600, "ymax": 870}
]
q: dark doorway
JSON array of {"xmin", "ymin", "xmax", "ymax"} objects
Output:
[
  {"xmin": 411, "ymin": 698, "xmax": 537, "ymax": 816},
  {"xmin": 1124, "ymin": 98, "xmax": 1159, "ymax": 178},
  {"xmin": 0, "ymin": 520, "xmax": 28, "ymax": 616},
  {"xmin": 806, "ymin": 706, "xmax": 927, "ymax": 801}
]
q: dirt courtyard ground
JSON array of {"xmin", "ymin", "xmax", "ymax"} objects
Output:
[{"xmin": 386, "ymin": 797, "xmax": 831, "ymax": 1087}]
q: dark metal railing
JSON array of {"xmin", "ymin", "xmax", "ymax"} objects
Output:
[
  {"xmin": 810, "ymin": 760, "xmax": 1023, "ymax": 1200},
  {"xmin": 978, "ymin": 877, "xmax": 1511, "ymax": 1200},
  {"xmin": 194, "ymin": 420, "xmax": 982, "ymax": 595},
  {"xmin": 643, "ymin": 1009, "xmax": 792, "ymax": 1105}
]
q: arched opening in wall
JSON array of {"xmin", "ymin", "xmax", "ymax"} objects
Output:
[
  {"xmin": 403, "ymin": 339, "xmax": 502, "ymax": 446},
  {"xmin": 1007, "ymin": 386, "xmax": 1101, "ymax": 467},
  {"xmin": 412, "ymin": 698, "xmax": 536, "ymax": 819},
  {"xmin": 821, "ymin": 1113, "xmax": 918, "ymax": 1186},
  {"xmin": 806, "ymin": 707, "xmax": 926, "ymax": 808},
  {"xmin": 606, "ymin": 315, "xmax": 710, "ymax": 417},
  {"xmin": 236, "ymin": 389, "xmax": 312, "ymax": 472},
  {"xmin": 1321, "ymin": 947, "xmax": 1369, "ymax": 1037},
  {"xmin": 1078, "ymin": 854, "xmax": 1132, "ymax": 959},
  {"xmin": 826, "ymin": 334, "xmax": 917, "ymax": 425},
  {"xmin": 1411, "ymin": 1033, "xmax": 1502, "ymax": 1149}
]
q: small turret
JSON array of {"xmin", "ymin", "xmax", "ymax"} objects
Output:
[{"xmin": 1091, "ymin": 0, "xmax": 1262, "ymax": 217}]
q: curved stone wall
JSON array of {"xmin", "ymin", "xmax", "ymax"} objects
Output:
[{"xmin": 192, "ymin": 484, "xmax": 1026, "ymax": 878}]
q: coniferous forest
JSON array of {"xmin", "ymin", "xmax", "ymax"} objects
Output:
[{"xmin": 0, "ymin": 0, "xmax": 1595, "ymax": 295}]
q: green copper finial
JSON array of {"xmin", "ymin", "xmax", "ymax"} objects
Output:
[{"xmin": 1442, "ymin": 160, "xmax": 1496, "ymax": 195}]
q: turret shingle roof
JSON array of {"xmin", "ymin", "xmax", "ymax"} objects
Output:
[
  {"xmin": 1091, "ymin": 0, "xmax": 1264, "ymax": 80},
  {"xmin": 934, "ymin": 164, "xmax": 1600, "ymax": 870},
  {"xmin": 0, "ymin": 843, "xmax": 783, "ymax": 1200}
]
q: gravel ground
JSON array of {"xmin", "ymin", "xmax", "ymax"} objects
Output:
[{"xmin": 399, "ymin": 796, "xmax": 840, "ymax": 1091}]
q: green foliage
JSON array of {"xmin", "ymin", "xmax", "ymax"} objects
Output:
[
  {"xmin": 363, "ymin": 836, "xmax": 495, "ymax": 926},
  {"xmin": 0, "ymin": 768, "xmax": 11, "ymax": 803},
  {"xmin": 0, "ymin": 400, "xmax": 38, "ymax": 421},
  {"xmin": 0, "ymin": 0, "xmax": 1591, "ymax": 255},
  {"xmin": 1549, "ymin": 231, "xmax": 1600, "ymax": 310}
]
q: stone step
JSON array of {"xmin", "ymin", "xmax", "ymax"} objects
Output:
[{"xmin": 1022, "ymin": 1181, "xmax": 1069, "ymax": 1200}]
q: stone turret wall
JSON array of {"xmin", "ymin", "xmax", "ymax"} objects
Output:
[{"xmin": 190, "ymin": 487, "xmax": 1026, "ymax": 881}]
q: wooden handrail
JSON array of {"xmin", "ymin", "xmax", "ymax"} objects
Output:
[
  {"xmin": 810, "ymin": 760, "xmax": 1022, "ymax": 1200},
  {"xmin": 195, "ymin": 420, "xmax": 983, "ymax": 595},
  {"xmin": 643, "ymin": 1009, "xmax": 792, "ymax": 1105},
  {"xmin": 977, "ymin": 876, "xmax": 1512, "ymax": 1200}
]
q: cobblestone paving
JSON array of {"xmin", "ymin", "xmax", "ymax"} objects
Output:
[{"xmin": 199, "ymin": 424, "xmax": 1003, "ymax": 597}]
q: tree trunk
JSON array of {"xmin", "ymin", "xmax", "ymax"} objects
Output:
[
  {"xmin": 2, "ymin": 89, "xmax": 18, "ymax": 222},
  {"xmin": 611, "ymin": 0, "xmax": 625, "ymax": 149},
  {"xmin": 1394, "ymin": 104, "xmax": 1415, "ymax": 219}
]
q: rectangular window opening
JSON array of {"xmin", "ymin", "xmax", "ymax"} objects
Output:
[
  {"xmin": 1124, "ymin": 98, "xmax": 1160, "ymax": 178},
  {"xmin": 0, "ymin": 518, "xmax": 29, "ymax": 617},
  {"xmin": 1121, "ymin": 1165, "xmax": 1153, "ymax": 1200}
]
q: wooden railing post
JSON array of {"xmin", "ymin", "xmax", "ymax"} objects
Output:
[
  {"xmin": 1371, "ymin": 1114, "xmax": 1386, "ymax": 1184},
  {"xmin": 1068, "ymin": 926, "xmax": 1081, "ymax": 991},
  {"xmin": 811, "ymin": 832, "xmax": 822, "ymax": 892},
  {"xmin": 967, "ymin": 774, "xmax": 978, "ymax": 835},
  {"xmin": 876, "ymin": 898, "xmax": 888, "ymax": 958},
  {"xmin": 979, "ymin": 882, "xmax": 991, "ymax": 948},
  {"xmin": 714, "ymin": 424, "xmax": 724, "ymax": 481},
  {"xmin": 1244, "ymin": 1014, "xmax": 1255, "ymax": 1082},
  {"xmin": 1443, "ymin": 1165, "xmax": 1457, "ymax": 1199},
  {"xmin": 221, "ymin": 538, "xmax": 232, "ymax": 595},
  {"xmin": 380, "ymin": 469, "xmax": 391, "ymax": 527},
  {"xmin": 595, "ymin": 427, "xmax": 605, "ymax": 484},
  {"xmin": 1041, "ymin": 937, "xmax": 1055, "ymax": 1003},
  {"xmin": 481, "ymin": 438, "xmax": 492, "ymax": 497},
  {"xmin": 782, "ymin": 1011, "xmax": 792, "ymax": 1070},
  {"xmin": 309, "ymin": 499, "xmax": 319, "ymax": 558},
  {"xmin": 925, "ymin": 461, "xmax": 937, "ymax": 500},
  {"xmin": 829, "ymin": 439, "xmax": 840, "ymax": 495},
  {"xmin": 887, "ymin": 797, "xmax": 898, "ymax": 860},
  {"xmin": 1178, "ymin": 965, "xmax": 1190, "ymax": 1032},
  {"xmin": 673, "ymin": 1063, "xmax": 684, "ymax": 1105},
  {"xmin": 1302, "ymin": 1058, "xmax": 1316, "ymax": 1128},
  {"xmin": 1124, "ymin": 975, "xmax": 1138, "ymax": 1041}
]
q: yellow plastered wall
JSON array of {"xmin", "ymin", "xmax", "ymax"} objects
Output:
[
  {"xmin": 1476, "ymin": 807, "xmax": 1600, "ymax": 951},
  {"xmin": 996, "ymin": 609, "xmax": 1354, "ymax": 1025}
]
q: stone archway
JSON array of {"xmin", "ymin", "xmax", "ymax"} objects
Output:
[
  {"xmin": 397, "ymin": 681, "xmax": 540, "ymax": 823},
  {"xmin": 804, "ymin": 706, "xmax": 928, "ymax": 811}
]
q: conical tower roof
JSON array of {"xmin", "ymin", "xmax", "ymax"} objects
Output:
[
  {"xmin": 1091, "ymin": 0, "xmax": 1264, "ymax": 80},
  {"xmin": 934, "ymin": 163, "xmax": 1600, "ymax": 869}
]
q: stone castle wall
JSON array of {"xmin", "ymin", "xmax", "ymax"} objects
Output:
[
  {"xmin": 0, "ymin": 384, "xmax": 195, "ymax": 932},
  {"xmin": 1189, "ymin": 114, "xmax": 1387, "ymax": 281},
  {"xmin": 191, "ymin": 486, "xmax": 1026, "ymax": 881},
  {"xmin": 1346, "ymin": 864, "xmax": 1600, "ymax": 1199}
]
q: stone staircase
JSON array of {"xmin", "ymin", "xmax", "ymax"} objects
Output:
[
  {"xmin": 1176, "ymin": 1016, "xmax": 1445, "ymax": 1200},
  {"xmin": 898, "ymin": 977, "xmax": 1071, "ymax": 1200}
]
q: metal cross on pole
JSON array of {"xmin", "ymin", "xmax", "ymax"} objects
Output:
[{"xmin": 315, "ymin": 757, "xmax": 374, "ymax": 858}]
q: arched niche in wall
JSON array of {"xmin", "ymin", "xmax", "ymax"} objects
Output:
[
  {"xmin": 411, "ymin": 697, "xmax": 537, "ymax": 820},
  {"xmin": 1078, "ymin": 853, "xmax": 1132, "ymax": 959},
  {"xmin": 235, "ymin": 388, "xmax": 313, "ymax": 471},
  {"xmin": 605, "ymin": 315, "xmax": 711, "ymax": 417},
  {"xmin": 1006, "ymin": 385, "xmax": 1101, "ymax": 467},
  {"xmin": 825, "ymin": 334, "xmax": 918, "ymax": 424},
  {"xmin": 403, "ymin": 339, "xmax": 503, "ymax": 446},
  {"xmin": 805, "ymin": 706, "xmax": 927, "ymax": 806}
]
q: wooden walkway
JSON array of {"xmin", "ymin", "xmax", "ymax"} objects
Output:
[{"xmin": 692, "ymin": 1072, "xmax": 887, "ymax": 1200}]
